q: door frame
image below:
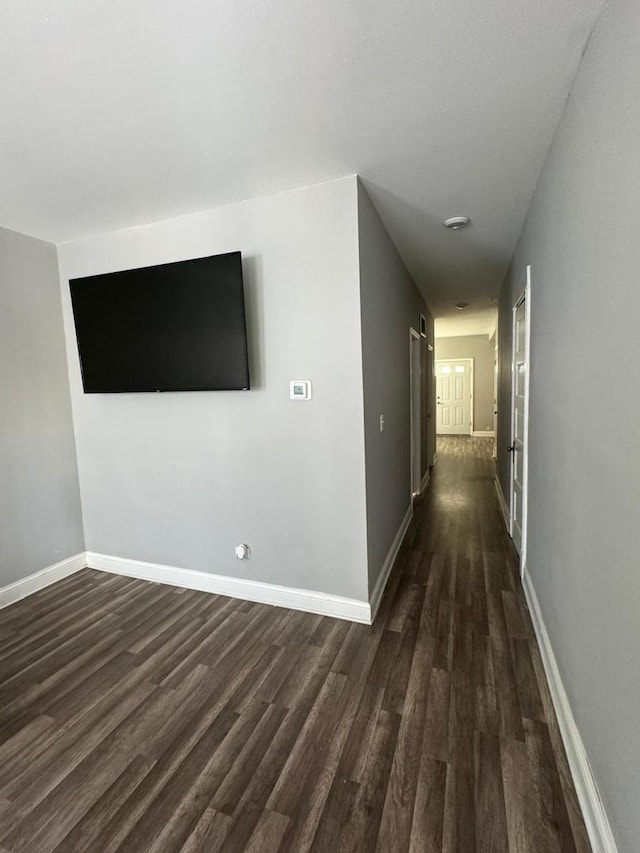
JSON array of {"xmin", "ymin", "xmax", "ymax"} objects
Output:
[
  {"xmin": 435, "ymin": 358, "xmax": 474, "ymax": 435},
  {"xmin": 427, "ymin": 343, "xmax": 436, "ymax": 467},
  {"xmin": 492, "ymin": 333, "xmax": 498, "ymax": 459},
  {"xmin": 509, "ymin": 265, "xmax": 531, "ymax": 575},
  {"xmin": 409, "ymin": 328, "xmax": 422, "ymax": 499}
]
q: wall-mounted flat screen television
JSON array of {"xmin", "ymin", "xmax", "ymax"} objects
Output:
[{"xmin": 69, "ymin": 251, "xmax": 250, "ymax": 393}]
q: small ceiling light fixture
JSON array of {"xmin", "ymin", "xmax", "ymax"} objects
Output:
[
  {"xmin": 456, "ymin": 302, "xmax": 469, "ymax": 310},
  {"xmin": 443, "ymin": 215, "xmax": 470, "ymax": 230}
]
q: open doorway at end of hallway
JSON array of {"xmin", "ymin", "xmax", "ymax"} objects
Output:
[{"xmin": 434, "ymin": 328, "xmax": 497, "ymax": 443}]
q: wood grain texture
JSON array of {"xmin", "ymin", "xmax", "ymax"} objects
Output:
[{"xmin": 0, "ymin": 436, "xmax": 590, "ymax": 851}]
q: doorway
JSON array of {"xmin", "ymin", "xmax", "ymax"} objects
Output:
[
  {"xmin": 509, "ymin": 267, "xmax": 531, "ymax": 567},
  {"xmin": 435, "ymin": 359, "xmax": 473, "ymax": 435},
  {"xmin": 410, "ymin": 329, "xmax": 422, "ymax": 497},
  {"xmin": 492, "ymin": 336, "xmax": 498, "ymax": 459}
]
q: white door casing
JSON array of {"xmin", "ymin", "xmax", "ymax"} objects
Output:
[
  {"xmin": 426, "ymin": 343, "xmax": 435, "ymax": 468},
  {"xmin": 509, "ymin": 266, "xmax": 531, "ymax": 568},
  {"xmin": 493, "ymin": 337, "xmax": 498, "ymax": 459},
  {"xmin": 410, "ymin": 329, "xmax": 422, "ymax": 497},
  {"xmin": 436, "ymin": 359, "xmax": 473, "ymax": 435}
]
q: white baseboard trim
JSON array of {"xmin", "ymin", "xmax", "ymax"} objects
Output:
[
  {"xmin": 494, "ymin": 476, "xmax": 511, "ymax": 532},
  {"xmin": 420, "ymin": 468, "xmax": 430, "ymax": 493},
  {"xmin": 522, "ymin": 568, "xmax": 618, "ymax": 853},
  {"xmin": 0, "ymin": 552, "xmax": 86, "ymax": 610},
  {"xmin": 368, "ymin": 502, "xmax": 413, "ymax": 624},
  {"xmin": 472, "ymin": 430, "xmax": 496, "ymax": 437},
  {"xmin": 86, "ymin": 551, "xmax": 371, "ymax": 624}
]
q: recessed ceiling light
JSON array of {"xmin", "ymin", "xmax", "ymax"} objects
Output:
[
  {"xmin": 456, "ymin": 302, "xmax": 469, "ymax": 310},
  {"xmin": 443, "ymin": 216, "xmax": 470, "ymax": 230}
]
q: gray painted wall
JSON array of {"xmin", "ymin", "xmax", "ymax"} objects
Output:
[
  {"xmin": 497, "ymin": 2, "xmax": 639, "ymax": 848},
  {"xmin": 357, "ymin": 181, "xmax": 433, "ymax": 594},
  {"xmin": 435, "ymin": 335, "xmax": 495, "ymax": 432},
  {"xmin": 58, "ymin": 177, "xmax": 370, "ymax": 602},
  {"xmin": 0, "ymin": 227, "xmax": 84, "ymax": 585}
]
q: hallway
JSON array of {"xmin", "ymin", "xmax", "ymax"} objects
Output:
[
  {"xmin": 0, "ymin": 438, "xmax": 591, "ymax": 852},
  {"xmin": 396, "ymin": 435, "xmax": 591, "ymax": 851}
]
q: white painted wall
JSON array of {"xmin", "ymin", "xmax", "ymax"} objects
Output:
[
  {"xmin": 497, "ymin": 2, "xmax": 639, "ymax": 848},
  {"xmin": 58, "ymin": 177, "xmax": 370, "ymax": 602},
  {"xmin": 357, "ymin": 181, "xmax": 433, "ymax": 593},
  {"xmin": 0, "ymin": 227, "xmax": 84, "ymax": 585}
]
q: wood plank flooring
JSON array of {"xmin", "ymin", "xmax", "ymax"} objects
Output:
[{"xmin": 0, "ymin": 436, "xmax": 591, "ymax": 852}]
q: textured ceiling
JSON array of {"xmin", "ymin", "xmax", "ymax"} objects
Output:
[{"xmin": 0, "ymin": 0, "xmax": 603, "ymax": 329}]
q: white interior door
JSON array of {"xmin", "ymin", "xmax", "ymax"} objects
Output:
[
  {"xmin": 509, "ymin": 279, "xmax": 530, "ymax": 560},
  {"xmin": 436, "ymin": 359, "xmax": 472, "ymax": 435}
]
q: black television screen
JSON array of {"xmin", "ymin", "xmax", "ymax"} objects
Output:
[{"xmin": 69, "ymin": 251, "xmax": 250, "ymax": 393}]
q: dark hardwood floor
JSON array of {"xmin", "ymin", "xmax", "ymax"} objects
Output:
[{"xmin": 0, "ymin": 436, "xmax": 590, "ymax": 852}]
